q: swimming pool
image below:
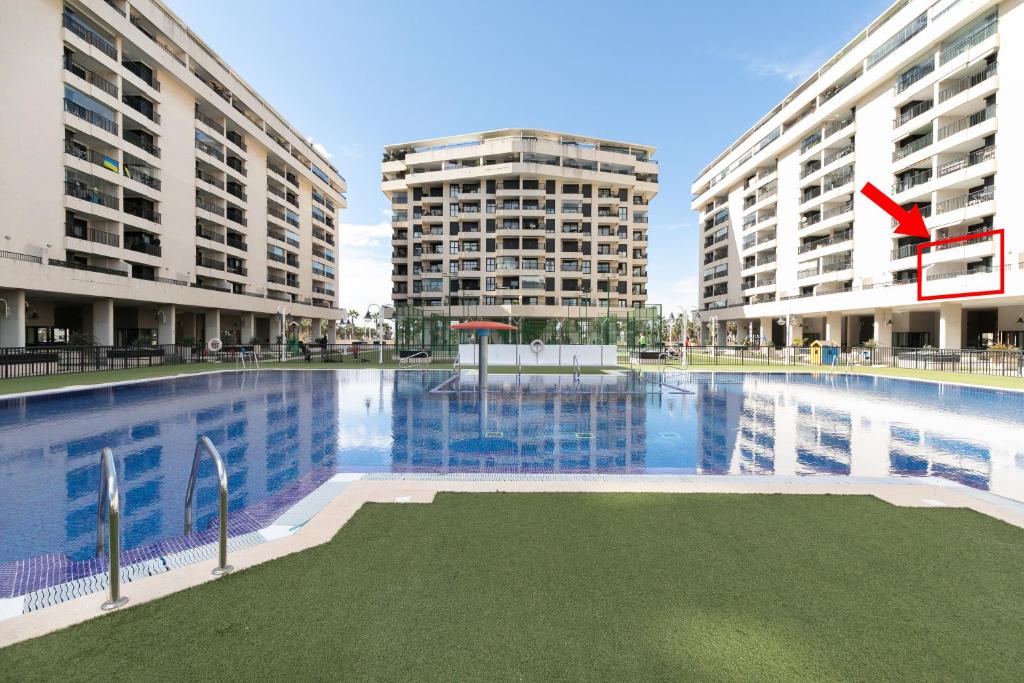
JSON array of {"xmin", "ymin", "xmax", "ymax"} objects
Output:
[{"xmin": 1, "ymin": 369, "xmax": 1022, "ymax": 600}]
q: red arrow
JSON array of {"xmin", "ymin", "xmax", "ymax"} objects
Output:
[{"xmin": 860, "ymin": 182, "xmax": 929, "ymax": 238}]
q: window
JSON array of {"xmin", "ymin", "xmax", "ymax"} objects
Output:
[
  {"xmin": 486, "ymin": 277, "xmax": 495, "ymax": 291},
  {"xmin": 450, "ymin": 242, "xmax": 458, "ymax": 254},
  {"xmin": 486, "ymin": 257, "xmax": 495, "ymax": 272},
  {"xmin": 311, "ymin": 164, "xmax": 329, "ymax": 184}
]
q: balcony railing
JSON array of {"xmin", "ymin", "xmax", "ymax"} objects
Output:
[
  {"xmin": 893, "ymin": 133, "xmax": 932, "ymax": 161},
  {"xmin": 65, "ymin": 180, "xmax": 118, "ymax": 209},
  {"xmin": 797, "ymin": 267, "xmax": 819, "ymax": 279},
  {"xmin": 939, "ymin": 62, "xmax": 997, "ymax": 104},
  {"xmin": 798, "ymin": 228, "xmax": 852, "ymax": 254},
  {"xmin": 894, "ymin": 100, "xmax": 933, "ymax": 128},
  {"xmin": 64, "ymin": 58, "xmax": 117, "ymax": 98},
  {"xmin": 124, "ymin": 131, "xmax": 160, "ymax": 157},
  {"xmin": 894, "ymin": 60, "xmax": 935, "ymax": 94},
  {"xmin": 934, "ymin": 185, "xmax": 995, "ymax": 215},
  {"xmin": 937, "ymin": 104, "xmax": 996, "ymax": 141},
  {"xmin": 64, "ymin": 98, "xmax": 117, "ymax": 134},
  {"xmin": 822, "ymin": 145, "xmax": 854, "ymax": 167},
  {"xmin": 893, "ymin": 168, "xmax": 932, "ymax": 194},
  {"xmin": 800, "ymin": 187, "xmax": 821, "ymax": 204},
  {"xmin": 196, "ymin": 226, "xmax": 224, "ymax": 243},
  {"xmin": 196, "ymin": 255, "xmax": 226, "ymax": 271},
  {"xmin": 800, "ymin": 163, "xmax": 821, "ymax": 180},
  {"xmin": 940, "ymin": 20, "xmax": 997, "ymax": 65},
  {"xmin": 65, "ymin": 224, "xmax": 119, "ymax": 247},
  {"xmin": 125, "ymin": 241, "xmax": 161, "ymax": 256},
  {"xmin": 937, "ymin": 144, "xmax": 995, "ymax": 177},
  {"xmin": 196, "ymin": 139, "xmax": 224, "ymax": 162},
  {"xmin": 122, "ymin": 96, "xmax": 160, "ymax": 124},
  {"xmin": 49, "ymin": 258, "xmax": 126, "ymax": 277},
  {"xmin": 195, "ymin": 110, "xmax": 225, "ymax": 135},
  {"xmin": 124, "ymin": 203, "xmax": 161, "ymax": 223},
  {"xmin": 63, "ymin": 12, "xmax": 116, "ymax": 60},
  {"xmin": 822, "ymin": 116, "xmax": 854, "ymax": 139},
  {"xmin": 123, "ymin": 61, "xmax": 160, "ymax": 91},
  {"xmin": 196, "ymin": 197, "xmax": 224, "ymax": 215},
  {"xmin": 195, "ymin": 167, "xmax": 224, "ymax": 190},
  {"xmin": 822, "ymin": 200, "xmax": 853, "ymax": 220},
  {"xmin": 926, "ymin": 266, "xmax": 993, "ymax": 282},
  {"xmin": 823, "ymin": 259, "xmax": 852, "ymax": 273},
  {"xmin": 824, "ymin": 172, "xmax": 854, "ymax": 192}
]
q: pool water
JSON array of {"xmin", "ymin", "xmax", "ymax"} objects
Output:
[{"xmin": 1, "ymin": 370, "xmax": 1022, "ymax": 575}]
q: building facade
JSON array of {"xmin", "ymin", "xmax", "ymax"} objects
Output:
[
  {"xmin": 692, "ymin": 0, "xmax": 1024, "ymax": 349},
  {"xmin": 382, "ymin": 129, "xmax": 658, "ymax": 319},
  {"xmin": 0, "ymin": 0, "xmax": 346, "ymax": 348}
]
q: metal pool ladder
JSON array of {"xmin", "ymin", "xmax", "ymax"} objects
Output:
[
  {"xmin": 96, "ymin": 447, "xmax": 129, "ymax": 610},
  {"xmin": 572, "ymin": 355, "xmax": 581, "ymax": 385},
  {"xmin": 400, "ymin": 349, "xmax": 429, "ymax": 367},
  {"xmin": 184, "ymin": 436, "xmax": 233, "ymax": 576}
]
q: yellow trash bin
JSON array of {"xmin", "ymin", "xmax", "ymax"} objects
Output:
[{"xmin": 809, "ymin": 340, "xmax": 823, "ymax": 365}]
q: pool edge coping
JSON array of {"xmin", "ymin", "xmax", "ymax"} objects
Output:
[
  {"xmin": 2, "ymin": 476, "xmax": 1024, "ymax": 649},
  {"xmin": 2, "ymin": 365, "xmax": 1023, "ymax": 401}
]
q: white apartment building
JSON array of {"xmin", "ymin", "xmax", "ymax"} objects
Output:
[
  {"xmin": 692, "ymin": 0, "xmax": 1023, "ymax": 349},
  {"xmin": 0, "ymin": 0, "xmax": 347, "ymax": 348},
  {"xmin": 382, "ymin": 129, "xmax": 658, "ymax": 319}
]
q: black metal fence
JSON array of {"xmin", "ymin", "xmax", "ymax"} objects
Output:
[
  {"xmin": 639, "ymin": 345, "xmax": 1024, "ymax": 377},
  {"xmin": 2, "ymin": 343, "xmax": 1020, "ymax": 381}
]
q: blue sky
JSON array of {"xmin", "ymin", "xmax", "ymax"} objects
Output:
[{"xmin": 168, "ymin": 0, "xmax": 892, "ymax": 315}]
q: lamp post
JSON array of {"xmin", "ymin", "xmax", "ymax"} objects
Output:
[{"xmin": 364, "ymin": 304, "xmax": 385, "ymax": 364}]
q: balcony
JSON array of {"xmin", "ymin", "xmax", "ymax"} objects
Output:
[
  {"xmin": 123, "ymin": 60, "xmax": 160, "ymax": 91},
  {"xmin": 64, "ymin": 57, "xmax": 117, "ymax": 98},
  {"xmin": 196, "ymin": 139, "xmax": 225, "ymax": 162},
  {"xmin": 894, "ymin": 60, "xmax": 934, "ymax": 95},
  {"xmin": 195, "ymin": 167, "xmax": 224, "ymax": 190},
  {"xmin": 823, "ymin": 259, "xmax": 852, "ymax": 273},
  {"xmin": 938, "ymin": 62, "xmax": 997, "ymax": 104},
  {"xmin": 64, "ymin": 98, "xmax": 117, "ymax": 134},
  {"xmin": 939, "ymin": 19, "xmax": 997, "ymax": 66},
  {"xmin": 63, "ymin": 11, "xmax": 116, "ymax": 60},
  {"xmin": 226, "ymin": 236, "xmax": 248, "ymax": 251},
  {"xmin": 49, "ymin": 258, "xmax": 126, "ymax": 277},
  {"xmin": 122, "ymin": 96, "xmax": 159, "ymax": 124},
  {"xmin": 894, "ymin": 100, "xmax": 933, "ymax": 129},
  {"xmin": 893, "ymin": 133, "xmax": 932, "ymax": 162},
  {"xmin": 196, "ymin": 197, "xmax": 224, "ymax": 216},
  {"xmin": 196, "ymin": 255, "xmax": 225, "ymax": 271},
  {"xmin": 124, "ymin": 203, "xmax": 160, "ymax": 223},
  {"xmin": 124, "ymin": 130, "xmax": 160, "ymax": 157},
  {"xmin": 937, "ymin": 144, "xmax": 995, "ymax": 178},
  {"xmin": 937, "ymin": 105, "xmax": 996, "ymax": 142},
  {"xmin": 934, "ymin": 185, "xmax": 995, "ymax": 216},
  {"xmin": 196, "ymin": 225, "xmax": 224, "ymax": 243},
  {"xmin": 195, "ymin": 110, "xmax": 224, "ymax": 135},
  {"xmin": 893, "ymin": 169, "xmax": 932, "ymax": 194},
  {"xmin": 65, "ymin": 224, "xmax": 119, "ymax": 247},
  {"xmin": 125, "ymin": 241, "xmax": 161, "ymax": 256},
  {"xmin": 65, "ymin": 180, "xmax": 118, "ymax": 210}
]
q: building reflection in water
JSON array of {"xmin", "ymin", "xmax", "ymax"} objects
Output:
[{"xmin": 389, "ymin": 374, "xmax": 648, "ymax": 474}]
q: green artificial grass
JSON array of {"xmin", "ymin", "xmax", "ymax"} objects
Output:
[
  {"xmin": 629, "ymin": 362, "xmax": 1024, "ymax": 390},
  {"xmin": 0, "ymin": 362, "xmax": 614, "ymax": 395},
  {"xmin": 3, "ymin": 494, "xmax": 1023, "ymax": 681}
]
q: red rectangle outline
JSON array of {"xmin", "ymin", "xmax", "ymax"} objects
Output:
[{"xmin": 916, "ymin": 228, "xmax": 1004, "ymax": 301}]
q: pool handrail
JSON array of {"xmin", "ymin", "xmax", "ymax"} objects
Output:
[
  {"xmin": 96, "ymin": 447, "xmax": 128, "ymax": 610},
  {"xmin": 400, "ymin": 349, "xmax": 430, "ymax": 367},
  {"xmin": 573, "ymin": 355, "xmax": 581, "ymax": 384},
  {"xmin": 184, "ymin": 436, "xmax": 233, "ymax": 576}
]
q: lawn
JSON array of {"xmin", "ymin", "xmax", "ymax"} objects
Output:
[
  {"xmin": 3, "ymin": 494, "xmax": 1023, "ymax": 681},
  {"xmin": 630, "ymin": 361, "xmax": 1024, "ymax": 390},
  {"xmin": 0, "ymin": 362, "xmax": 611, "ymax": 395}
]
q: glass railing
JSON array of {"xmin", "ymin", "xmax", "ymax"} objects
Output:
[{"xmin": 940, "ymin": 20, "xmax": 997, "ymax": 65}]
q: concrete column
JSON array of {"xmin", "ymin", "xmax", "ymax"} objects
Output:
[
  {"xmin": 938, "ymin": 302, "xmax": 962, "ymax": 349},
  {"xmin": 0, "ymin": 290, "xmax": 27, "ymax": 347},
  {"xmin": 873, "ymin": 308, "xmax": 893, "ymax": 348},
  {"xmin": 326, "ymin": 320, "xmax": 338, "ymax": 344},
  {"xmin": 204, "ymin": 309, "xmax": 221, "ymax": 343},
  {"xmin": 759, "ymin": 317, "xmax": 772, "ymax": 346},
  {"xmin": 309, "ymin": 318, "xmax": 323, "ymax": 342},
  {"xmin": 785, "ymin": 314, "xmax": 795, "ymax": 346},
  {"xmin": 274, "ymin": 314, "xmax": 287, "ymax": 343},
  {"xmin": 825, "ymin": 312, "xmax": 843, "ymax": 345},
  {"xmin": 240, "ymin": 312, "xmax": 256, "ymax": 344},
  {"xmin": 157, "ymin": 304, "xmax": 176, "ymax": 345},
  {"xmin": 736, "ymin": 320, "xmax": 749, "ymax": 345},
  {"xmin": 92, "ymin": 298, "xmax": 115, "ymax": 346}
]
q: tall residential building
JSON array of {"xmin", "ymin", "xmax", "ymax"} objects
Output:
[
  {"xmin": 691, "ymin": 0, "xmax": 1023, "ymax": 349},
  {"xmin": 0, "ymin": 0, "xmax": 346, "ymax": 348},
  {"xmin": 382, "ymin": 129, "xmax": 658, "ymax": 318}
]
